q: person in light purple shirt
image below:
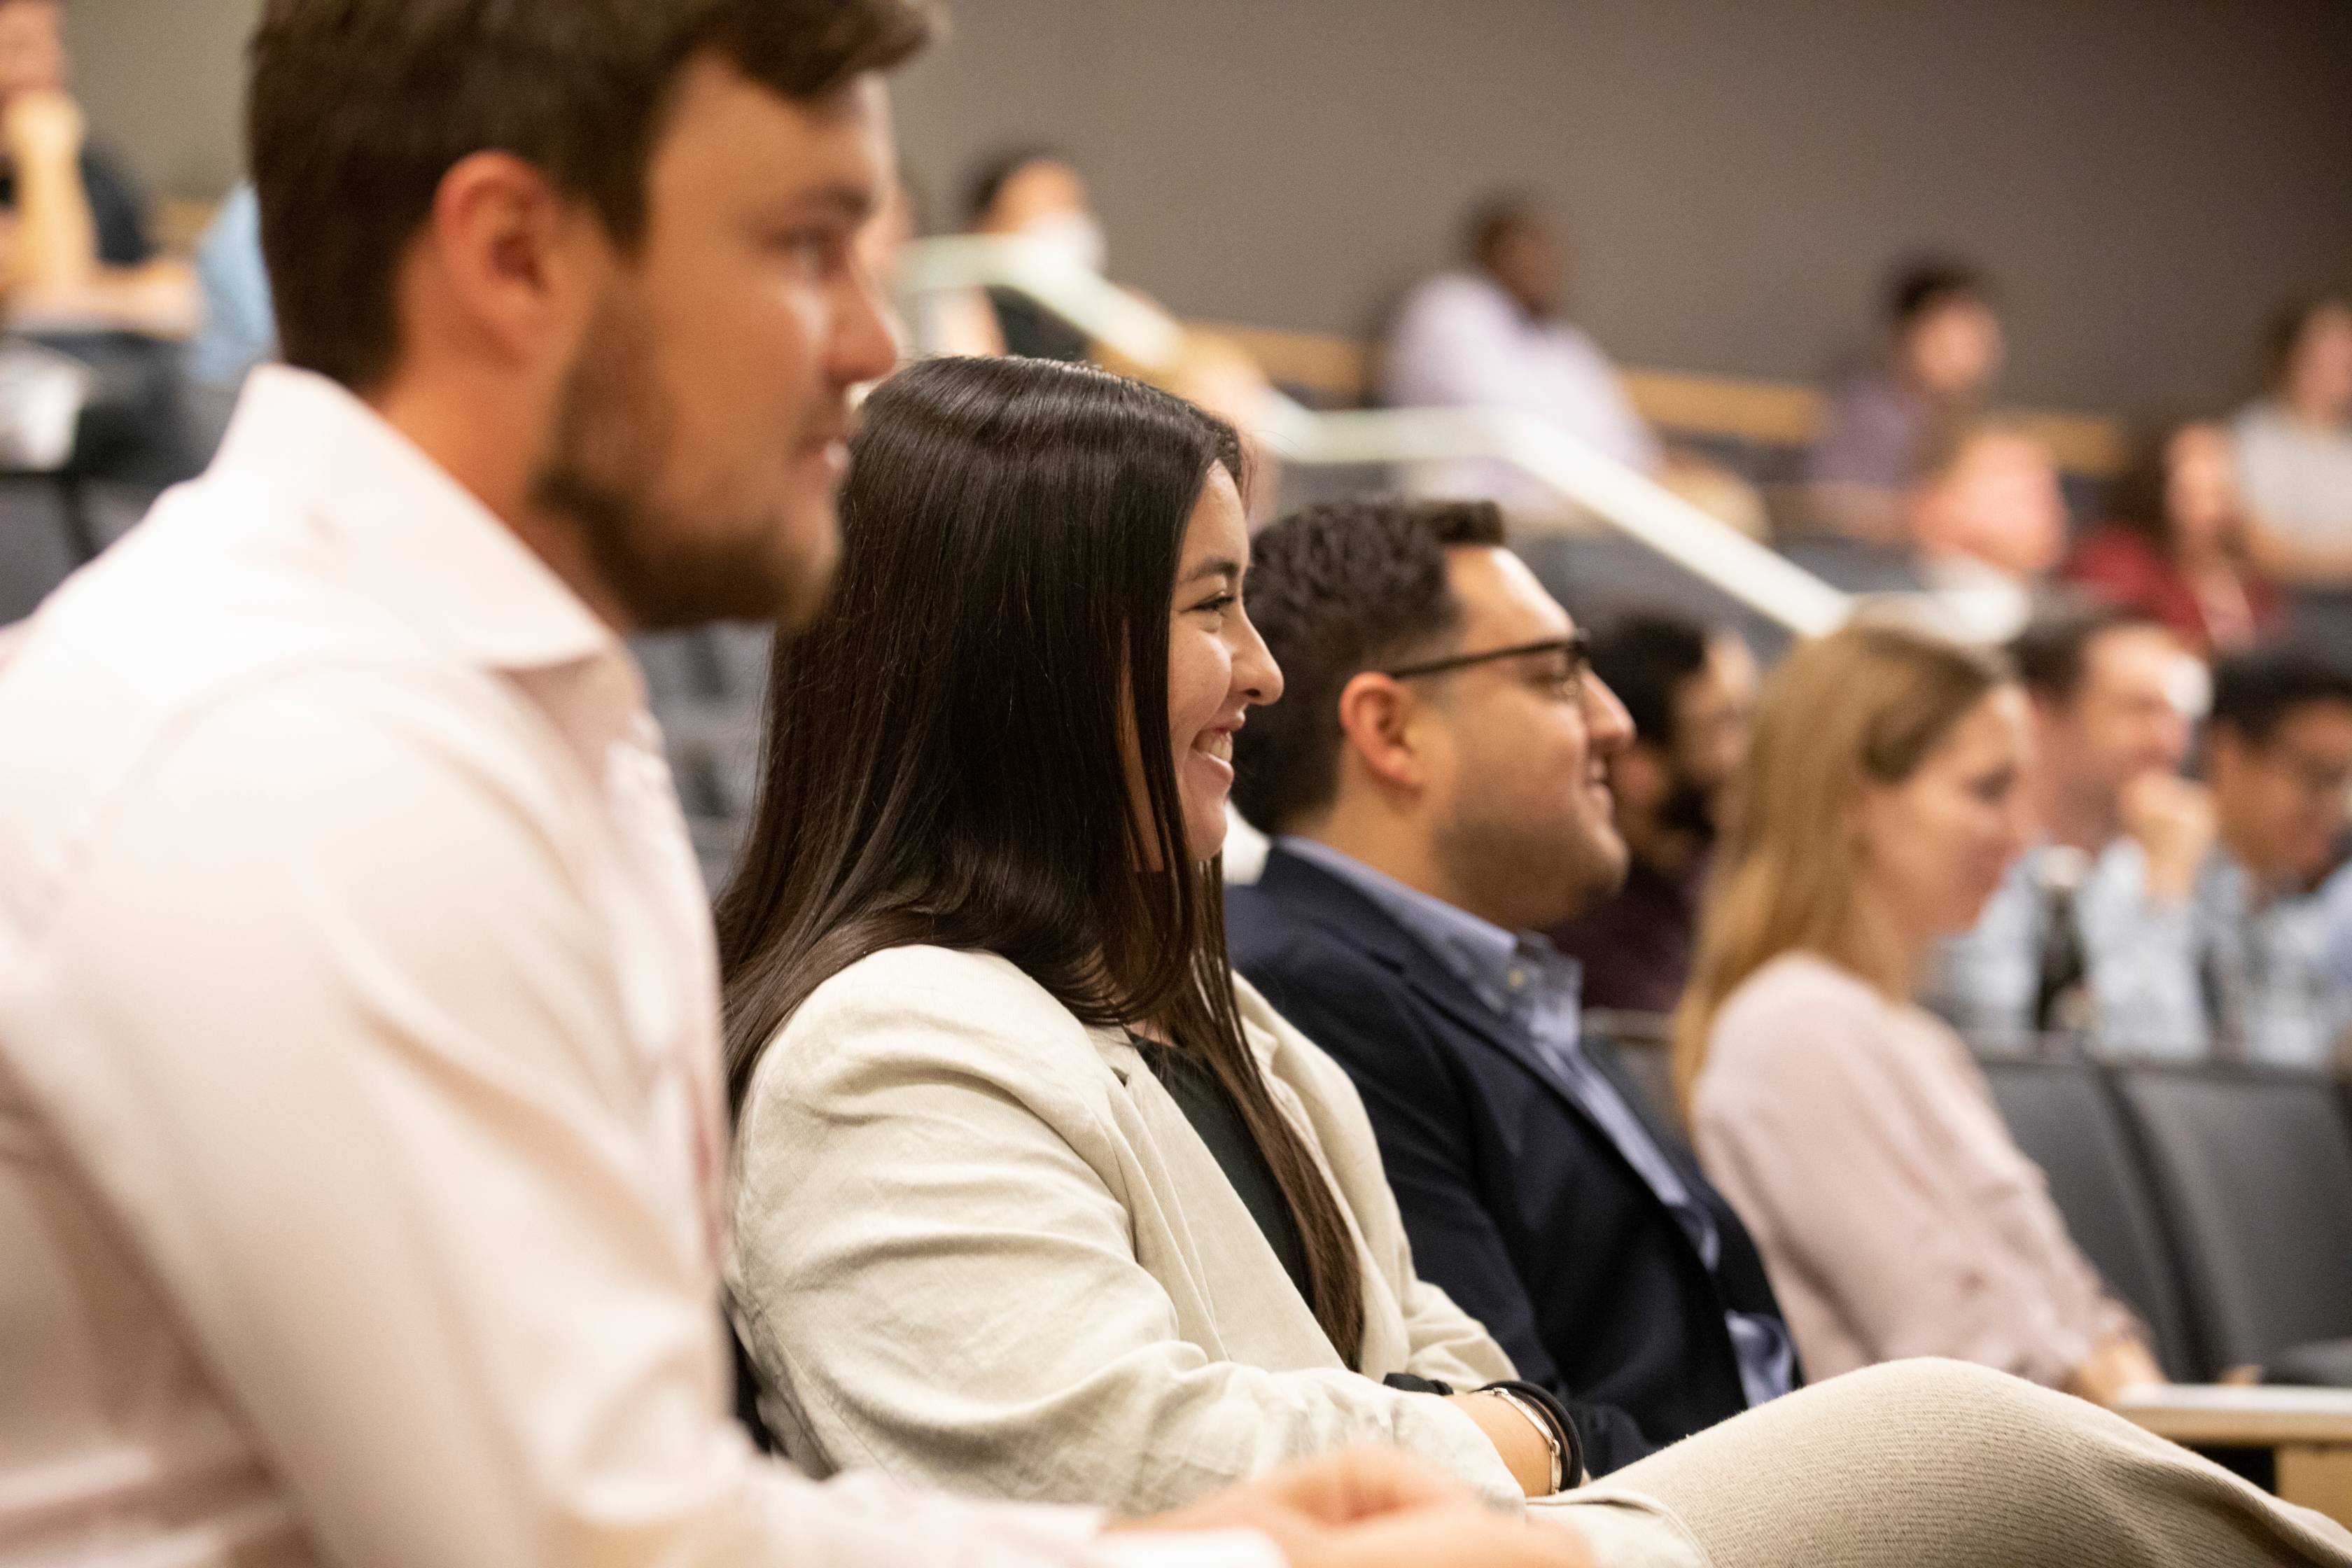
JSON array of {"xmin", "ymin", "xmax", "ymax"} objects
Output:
[{"xmin": 1807, "ymin": 259, "xmax": 2005, "ymax": 544}]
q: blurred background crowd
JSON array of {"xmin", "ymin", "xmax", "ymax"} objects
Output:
[{"xmin": 5, "ymin": 1, "xmax": 2351, "ymax": 1072}]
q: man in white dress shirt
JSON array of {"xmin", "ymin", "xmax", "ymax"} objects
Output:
[
  {"xmin": 1382, "ymin": 197, "xmax": 1660, "ymax": 519},
  {"xmin": 0, "ymin": 4, "xmax": 1593, "ymax": 1567}
]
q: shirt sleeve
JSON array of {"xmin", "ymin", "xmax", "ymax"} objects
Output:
[
  {"xmin": 729, "ymin": 951, "xmax": 1520, "ymax": 1518},
  {"xmin": 1691, "ymin": 974, "xmax": 2102, "ymax": 1388},
  {"xmin": 1921, "ymin": 872, "xmax": 2038, "ymax": 1047},
  {"xmin": 19, "ymin": 676, "xmax": 1244, "ymax": 1568},
  {"xmin": 2081, "ymin": 843, "xmax": 2210, "ymax": 1058}
]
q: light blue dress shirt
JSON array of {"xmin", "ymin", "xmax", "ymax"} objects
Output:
[
  {"xmin": 1276, "ymin": 837, "xmax": 1794, "ymax": 1408},
  {"xmin": 2197, "ymin": 850, "xmax": 2352, "ymax": 1070},
  {"xmin": 1926, "ymin": 839, "xmax": 2206, "ymax": 1058}
]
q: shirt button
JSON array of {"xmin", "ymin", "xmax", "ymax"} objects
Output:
[{"xmin": 1508, "ymin": 967, "xmax": 1527, "ymax": 990}]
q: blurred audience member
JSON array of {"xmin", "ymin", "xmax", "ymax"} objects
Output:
[
  {"xmin": 2064, "ymin": 419, "xmax": 2281, "ymax": 657},
  {"xmin": 1678, "ymin": 622, "xmax": 2165, "ymax": 1403},
  {"xmin": 1926, "ymin": 610, "xmax": 2212, "ymax": 1054},
  {"xmin": 946, "ymin": 146, "xmax": 1096, "ymax": 361},
  {"xmin": 179, "ymin": 181, "xmax": 274, "ymax": 459},
  {"xmin": 1228, "ymin": 499, "xmax": 1798, "ymax": 1469},
  {"xmin": 0, "ymin": 0, "xmax": 195, "ymax": 336},
  {"xmin": 1809, "ymin": 260, "xmax": 2004, "ymax": 543},
  {"xmin": 1382, "ymin": 194, "xmax": 1658, "ymax": 519},
  {"xmin": 2234, "ymin": 294, "xmax": 2352, "ymax": 644},
  {"xmin": 186, "ymin": 183, "xmax": 272, "ymax": 389},
  {"xmin": 2234, "ymin": 295, "xmax": 2352, "ymax": 573},
  {"xmin": 1548, "ymin": 613, "xmax": 1758, "ymax": 1016},
  {"xmin": 2196, "ymin": 648, "xmax": 2352, "ymax": 1068},
  {"xmin": 1906, "ymin": 418, "xmax": 2068, "ymax": 643}
]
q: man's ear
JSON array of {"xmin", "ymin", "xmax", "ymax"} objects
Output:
[
  {"xmin": 1334, "ymin": 671, "xmax": 1429, "ymax": 794},
  {"xmin": 414, "ymin": 150, "xmax": 606, "ymax": 368}
]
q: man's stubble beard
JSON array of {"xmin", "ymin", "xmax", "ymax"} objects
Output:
[
  {"xmin": 1434, "ymin": 788, "xmax": 1628, "ymax": 932},
  {"xmin": 529, "ymin": 290, "xmax": 842, "ymax": 634}
]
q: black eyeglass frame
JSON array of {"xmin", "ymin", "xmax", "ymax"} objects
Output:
[{"xmin": 1378, "ymin": 632, "xmax": 1592, "ymax": 683}]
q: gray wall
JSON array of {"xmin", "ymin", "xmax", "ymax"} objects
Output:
[
  {"xmin": 69, "ymin": 0, "xmax": 2352, "ymax": 414},
  {"xmin": 69, "ymin": 0, "xmax": 256, "ymax": 199}
]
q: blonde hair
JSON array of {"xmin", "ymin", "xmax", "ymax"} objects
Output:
[{"xmin": 1670, "ymin": 620, "xmax": 2012, "ymax": 1116}]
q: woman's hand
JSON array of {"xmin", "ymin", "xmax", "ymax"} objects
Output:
[
  {"xmin": 1127, "ymin": 1448, "xmax": 1593, "ymax": 1568},
  {"xmin": 2068, "ymin": 1335, "xmax": 2166, "ymax": 1406}
]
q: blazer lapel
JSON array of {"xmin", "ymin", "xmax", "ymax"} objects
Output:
[{"xmin": 1256, "ymin": 849, "xmax": 1616, "ymax": 1133}]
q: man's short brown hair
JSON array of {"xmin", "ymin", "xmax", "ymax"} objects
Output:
[
  {"xmin": 248, "ymin": 0, "xmax": 934, "ymax": 391},
  {"xmin": 1232, "ymin": 498, "xmax": 1506, "ymax": 835}
]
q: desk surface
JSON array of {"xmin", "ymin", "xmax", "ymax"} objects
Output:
[{"xmin": 2114, "ymin": 1385, "xmax": 2352, "ymax": 1446}]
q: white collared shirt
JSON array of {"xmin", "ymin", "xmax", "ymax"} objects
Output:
[
  {"xmin": 1381, "ymin": 271, "xmax": 1660, "ymax": 519},
  {"xmin": 0, "ymin": 367, "xmax": 1272, "ymax": 1568}
]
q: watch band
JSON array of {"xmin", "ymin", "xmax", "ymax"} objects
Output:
[{"xmin": 1482, "ymin": 1385, "xmax": 1565, "ymax": 1495}]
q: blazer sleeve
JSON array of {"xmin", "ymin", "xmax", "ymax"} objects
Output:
[
  {"xmin": 1691, "ymin": 973, "xmax": 2104, "ymax": 1389},
  {"xmin": 1240, "ymin": 950, "xmax": 1658, "ymax": 1474},
  {"xmin": 727, "ymin": 949, "xmax": 1520, "ymax": 1518}
]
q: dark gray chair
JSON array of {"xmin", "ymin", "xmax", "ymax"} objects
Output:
[
  {"xmin": 2110, "ymin": 1066, "xmax": 2352, "ymax": 1377},
  {"xmin": 1975, "ymin": 1055, "xmax": 2203, "ymax": 1379}
]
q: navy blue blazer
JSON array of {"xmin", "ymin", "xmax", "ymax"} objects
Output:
[{"xmin": 1227, "ymin": 846, "xmax": 1795, "ymax": 1476}]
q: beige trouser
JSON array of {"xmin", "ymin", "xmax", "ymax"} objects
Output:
[{"xmin": 1605, "ymin": 1359, "xmax": 2352, "ymax": 1567}]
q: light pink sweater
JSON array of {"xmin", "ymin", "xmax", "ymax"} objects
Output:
[{"xmin": 1692, "ymin": 953, "xmax": 2139, "ymax": 1387}]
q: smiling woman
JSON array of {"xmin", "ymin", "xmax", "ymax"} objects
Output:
[
  {"xmin": 712, "ymin": 352, "xmax": 1592, "ymax": 1507},
  {"xmin": 713, "ymin": 358, "xmax": 1368, "ymax": 1363}
]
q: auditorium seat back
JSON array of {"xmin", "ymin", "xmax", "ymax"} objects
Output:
[
  {"xmin": 1975, "ymin": 1054, "xmax": 2202, "ymax": 1379},
  {"xmin": 2110, "ymin": 1066, "xmax": 2352, "ymax": 1374}
]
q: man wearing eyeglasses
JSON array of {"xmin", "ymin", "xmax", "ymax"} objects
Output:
[
  {"xmin": 2198, "ymin": 646, "xmax": 2352, "ymax": 1068},
  {"xmin": 1225, "ymin": 498, "xmax": 1798, "ymax": 1478}
]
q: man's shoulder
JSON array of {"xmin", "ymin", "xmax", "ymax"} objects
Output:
[
  {"xmin": 3, "ymin": 479, "xmax": 505, "ymax": 758},
  {"xmin": 0, "ymin": 492, "xmax": 567, "ymax": 942},
  {"xmin": 1390, "ymin": 271, "xmax": 1508, "ymax": 331},
  {"xmin": 1226, "ymin": 864, "xmax": 1392, "ymax": 978},
  {"xmin": 1225, "ymin": 876, "xmax": 1455, "ymax": 1079}
]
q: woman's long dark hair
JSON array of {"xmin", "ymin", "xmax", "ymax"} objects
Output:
[{"xmin": 716, "ymin": 354, "xmax": 1366, "ymax": 1366}]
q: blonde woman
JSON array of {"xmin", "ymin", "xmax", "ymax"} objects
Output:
[{"xmin": 1675, "ymin": 621, "xmax": 2168, "ymax": 1404}]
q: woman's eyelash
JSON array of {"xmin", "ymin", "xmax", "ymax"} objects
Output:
[{"xmin": 1194, "ymin": 594, "xmax": 1236, "ymax": 614}]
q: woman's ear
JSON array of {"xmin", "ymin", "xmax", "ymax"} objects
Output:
[{"xmin": 1334, "ymin": 671, "xmax": 1426, "ymax": 795}]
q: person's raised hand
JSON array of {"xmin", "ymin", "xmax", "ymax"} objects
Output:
[
  {"xmin": 2120, "ymin": 772, "xmax": 2216, "ymax": 904},
  {"xmin": 2068, "ymin": 1334, "xmax": 2166, "ymax": 1407},
  {"xmin": 1124, "ymin": 1448, "xmax": 1593, "ymax": 1568},
  {"xmin": 2, "ymin": 88, "xmax": 83, "ymax": 167}
]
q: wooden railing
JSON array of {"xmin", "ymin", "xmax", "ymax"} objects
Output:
[{"xmin": 1196, "ymin": 319, "xmax": 2128, "ymax": 479}]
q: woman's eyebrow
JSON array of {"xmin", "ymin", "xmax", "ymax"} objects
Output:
[{"xmin": 1182, "ymin": 557, "xmax": 1242, "ymax": 586}]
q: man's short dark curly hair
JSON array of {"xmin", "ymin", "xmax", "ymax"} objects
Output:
[{"xmin": 1233, "ymin": 497, "xmax": 1506, "ymax": 835}]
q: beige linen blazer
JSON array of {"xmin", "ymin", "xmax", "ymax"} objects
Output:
[{"xmin": 728, "ymin": 942, "xmax": 1530, "ymax": 1513}]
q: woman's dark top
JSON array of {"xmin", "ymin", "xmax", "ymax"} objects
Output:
[{"xmin": 1131, "ymin": 1035, "xmax": 1313, "ymax": 1303}]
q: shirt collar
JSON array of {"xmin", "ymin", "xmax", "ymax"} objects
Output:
[
  {"xmin": 210, "ymin": 365, "xmax": 622, "ymax": 678},
  {"xmin": 1274, "ymin": 836, "xmax": 1582, "ymax": 1021}
]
